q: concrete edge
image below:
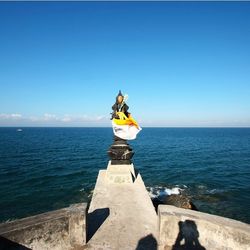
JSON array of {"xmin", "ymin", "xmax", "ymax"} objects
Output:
[
  {"xmin": 0, "ymin": 203, "xmax": 88, "ymax": 249},
  {"xmin": 158, "ymin": 204, "xmax": 250, "ymax": 250},
  {"xmin": 158, "ymin": 205, "xmax": 250, "ymax": 230}
]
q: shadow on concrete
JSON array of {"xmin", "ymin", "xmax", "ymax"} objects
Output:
[
  {"xmin": 86, "ymin": 207, "xmax": 110, "ymax": 242},
  {"xmin": 172, "ymin": 220, "xmax": 206, "ymax": 250},
  {"xmin": 0, "ymin": 236, "xmax": 31, "ymax": 250},
  {"xmin": 135, "ymin": 233, "xmax": 157, "ymax": 250},
  {"xmin": 152, "ymin": 197, "xmax": 164, "ymax": 212},
  {"xmin": 131, "ymin": 168, "xmax": 139, "ymax": 182}
]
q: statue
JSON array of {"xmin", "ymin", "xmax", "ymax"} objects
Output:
[
  {"xmin": 108, "ymin": 90, "xmax": 141, "ymax": 165},
  {"xmin": 111, "ymin": 90, "xmax": 129, "ymax": 120}
]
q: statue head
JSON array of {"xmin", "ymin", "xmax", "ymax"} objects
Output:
[{"xmin": 116, "ymin": 90, "xmax": 124, "ymax": 104}]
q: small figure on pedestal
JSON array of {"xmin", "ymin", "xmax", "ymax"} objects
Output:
[
  {"xmin": 111, "ymin": 90, "xmax": 130, "ymax": 120},
  {"xmin": 108, "ymin": 90, "xmax": 141, "ymax": 165}
]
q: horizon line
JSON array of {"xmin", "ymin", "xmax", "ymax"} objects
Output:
[{"xmin": 0, "ymin": 126, "xmax": 250, "ymax": 129}]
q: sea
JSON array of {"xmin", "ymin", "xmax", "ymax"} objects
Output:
[{"xmin": 0, "ymin": 127, "xmax": 249, "ymax": 224}]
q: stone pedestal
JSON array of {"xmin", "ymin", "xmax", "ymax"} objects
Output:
[
  {"xmin": 105, "ymin": 161, "xmax": 136, "ymax": 184},
  {"xmin": 107, "ymin": 136, "xmax": 134, "ymax": 165}
]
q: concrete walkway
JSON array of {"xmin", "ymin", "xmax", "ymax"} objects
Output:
[{"xmin": 86, "ymin": 162, "xmax": 158, "ymax": 250}]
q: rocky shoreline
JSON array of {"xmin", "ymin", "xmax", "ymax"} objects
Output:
[{"xmin": 152, "ymin": 194, "xmax": 198, "ymax": 211}]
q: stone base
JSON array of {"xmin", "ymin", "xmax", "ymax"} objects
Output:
[
  {"xmin": 105, "ymin": 161, "xmax": 136, "ymax": 184},
  {"xmin": 107, "ymin": 137, "xmax": 134, "ymax": 165}
]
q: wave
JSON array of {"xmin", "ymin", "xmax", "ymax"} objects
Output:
[{"xmin": 146, "ymin": 185, "xmax": 187, "ymax": 200}]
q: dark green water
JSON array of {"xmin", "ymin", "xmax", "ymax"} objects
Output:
[{"xmin": 0, "ymin": 127, "xmax": 249, "ymax": 223}]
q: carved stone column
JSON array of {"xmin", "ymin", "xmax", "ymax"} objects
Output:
[{"xmin": 107, "ymin": 136, "xmax": 134, "ymax": 165}]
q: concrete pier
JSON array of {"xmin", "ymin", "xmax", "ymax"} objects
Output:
[
  {"xmin": 86, "ymin": 161, "xmax": 158, "ymax": 249},
  {"xmin": 0, "ymin": 161, "xmax": 250, "ymax": 249}
]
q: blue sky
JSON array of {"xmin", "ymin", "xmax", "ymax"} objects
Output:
[{"xmin": 0, "ymin": 2, "xmax": 249, "ymax": 127}]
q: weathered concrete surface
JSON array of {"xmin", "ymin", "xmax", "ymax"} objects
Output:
[
  {"xmin": 0, "ymin": 203, "xmax": 87, "ymax": 250},
  {"xmin": 86, "ymin": 161, "xmax": 158, "ymax": 250},
  {"xmin": 158, "ymin": 205, "xmax": 250, "ymax": 250},
  {"xmin": 106, "ymin": 162, "xmax": 136, "ymax": 184}
]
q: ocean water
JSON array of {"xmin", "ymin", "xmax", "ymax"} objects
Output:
[{"xmin": 0, "ymin": 127, "xmax": 249, "ymax": 224}]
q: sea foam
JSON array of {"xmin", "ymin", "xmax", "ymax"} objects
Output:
[{"xmin": 147, "ymin": 185, "xmax": 186, "ymax": 200}]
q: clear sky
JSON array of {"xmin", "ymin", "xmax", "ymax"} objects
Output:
[{"xmin": 0, "ymin": 2, "xmax": 249, "ymax": 127}]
